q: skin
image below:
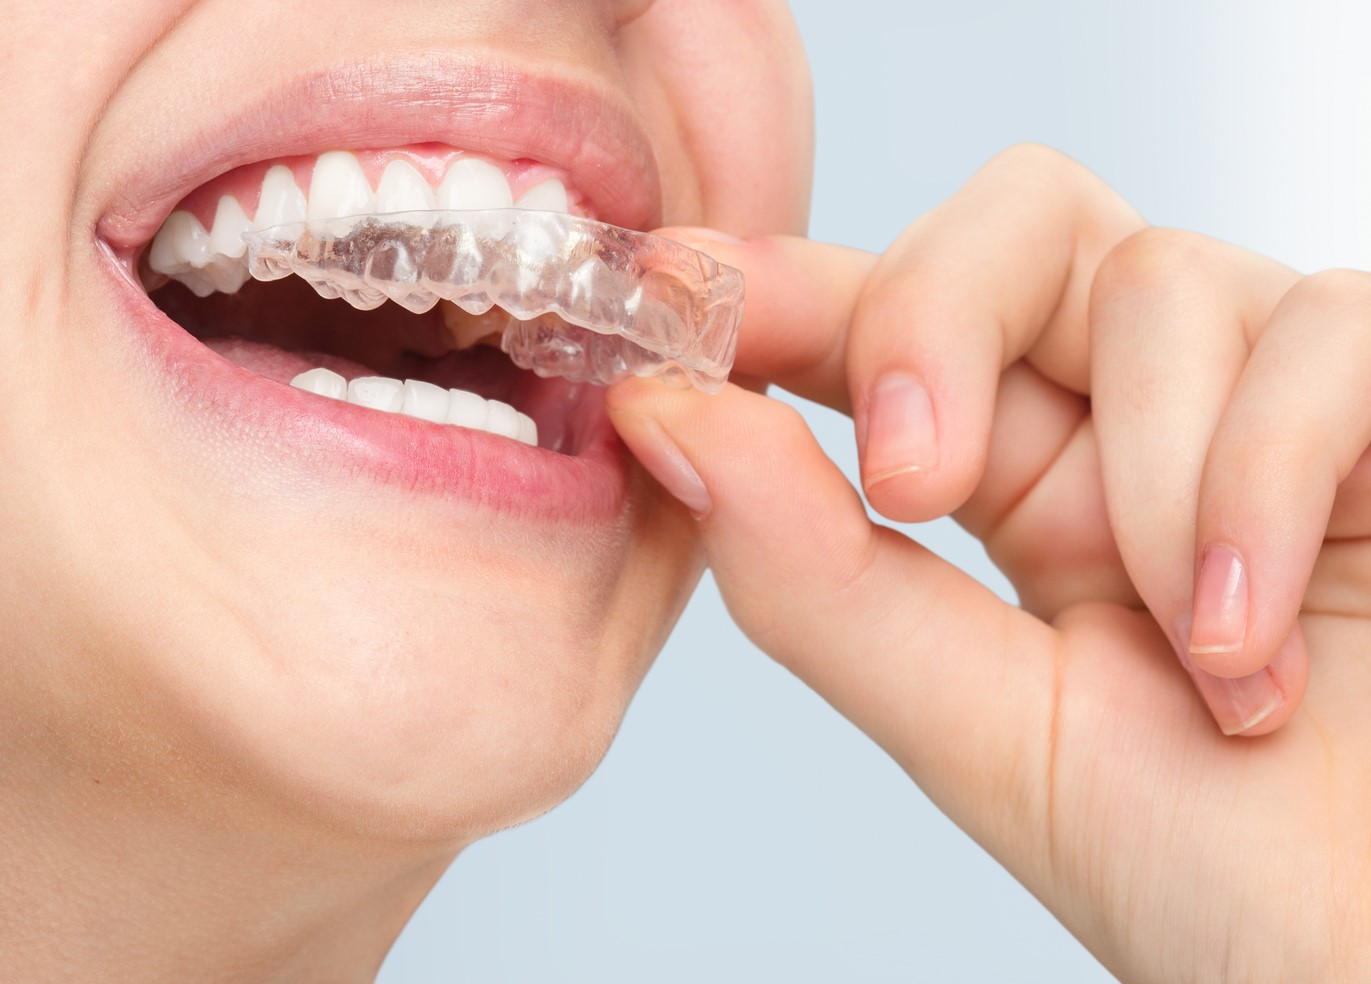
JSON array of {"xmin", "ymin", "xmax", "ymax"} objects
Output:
[
  {"xmin": 612, "ymin": 148, "xmax": 1371, "ymax": 980},
  {"xmin": 3, "ymin": 2, "xmax": 1364, "ymax": 982},
  {"xmin": 0, "ymin": 1, "xmax": 808, "ymax": 980}
]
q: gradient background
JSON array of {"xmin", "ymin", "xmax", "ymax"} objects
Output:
[{"xmin": 380, "ymin": 1, "xmax": 1369, "ymax": 979}]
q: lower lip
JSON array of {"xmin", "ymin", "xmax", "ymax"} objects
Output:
[{"xmin": 96, "ymin": 241, "xmax": 632, "ymax": 523}]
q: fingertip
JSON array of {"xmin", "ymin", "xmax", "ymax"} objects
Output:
[
  {"xmin": 863, "ymin": 468, "xmax": 947, "ymax": 524},
  {"xmin": 857, "ymin": 371, "xmax": 939, "ymax": 521},
  {"xmin": 1180, "ymin": 656, "xmax": 1284, "ymax": 737},
  {"xmin": 604, "ymin": 374, "xmax": 672, "ymax": 413},
  {"xmin": 1185, "ymin": 543, "xmax": 1253, "ymax": 677},
  {"xmin": 860, "ymin": 369, "xmax": 938, "ymax": 465},
  {"xmin": 607, "ymin": 381, "xmax": 814, "ymax": 520},
  {"xmin": 1185, "ymin": 539, "xmax": 1314, "ymax": 685},
  {"xmin": 1224, "ymin": 625, "xmax": 1308, "ymax": 737},
  {"xmin": 607, "ymin": 403, "xmax": 713, "ymax": 518},
  {"xmin": 605, "ymin": 375, "xmax": 712, "ymax": 429},
  {"xmin": 1187, "ymin": 644, "xmax": 1271, "ymax": 680},
  {"xmin": 1233, "ymin": 701, "xmax": 1293, "ymax": 738},
  {"xmin": 1176, "ymin": 618, "xmax": 1307, "ymax": 738},
  {"xmin": 857, "ymin": 369, "xmax": 989, "ymax": 523}
]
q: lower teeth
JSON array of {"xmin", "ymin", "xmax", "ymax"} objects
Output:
[{"xmin": 291, "ymin": 367, "xmax": 538, "ymax": 447}]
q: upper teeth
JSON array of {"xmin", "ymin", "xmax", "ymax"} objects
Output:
[
  {"xmin": 509, "ymin": 177, "xmax": 568, "ymax": 213},
  {"xmin": 375, "ymin": 159, "xmax": 436, "ymax": 214},
  {"xmin": 291, "ymin": 367, "xmax": 539, "ymax": 447},
  {"xmin": 147, "ymin": 151, "xmax": 572, "ymax": 298},
  {"xmin": 254, "ymin": 164, "xmax": 308, "ymax": 232},
  {"xmin": 308, "ymin": 151, "xmax": 375, "ymax": 223},
  {"xmin": 438, "ymin": 157, "xmax": 514, "ymax": 211}
]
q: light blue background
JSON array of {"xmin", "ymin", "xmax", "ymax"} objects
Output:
[{"xmin": 381, "ymin": 1, "xmax": 1368, "ymax": 980}]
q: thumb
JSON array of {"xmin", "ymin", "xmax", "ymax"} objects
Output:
[{"xmin": 606, "ymin": 377, "xmax": 1062, "ymax": 852}]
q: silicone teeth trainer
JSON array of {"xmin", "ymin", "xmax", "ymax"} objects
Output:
[{"xmin": 241, "ymin": 210, "xmax": 745, "ymax": 393}]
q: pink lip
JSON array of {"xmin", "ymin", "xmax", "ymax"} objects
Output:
[
  {"xmin": 96, "ymin": 53, "xmax": 663, "ymax": 252},
  {"xmin": 90, "ymin": 54, "xmax": 656, "ymax": 522}
]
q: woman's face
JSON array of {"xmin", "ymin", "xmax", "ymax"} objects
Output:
[{"xmin": 1, "ymin": 1, "xmax": 811, "ymax": 839}]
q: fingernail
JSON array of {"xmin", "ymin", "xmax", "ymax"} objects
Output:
[
  {"xmin": 1175, "ymin": 615, "xmax": 1282, "ymax": 736},
  {"xmin": 607, "ymin": 410, "xmax": 712, "ymax": 517},
  {"xmin": 1189, "ymin": 544, "xmax": 1248, "ymax": 658},
  {"xmin": 862, "ymin": 372, "xmax": 939, "ymax": 489}
]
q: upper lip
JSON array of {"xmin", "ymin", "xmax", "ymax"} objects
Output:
[{"xmin": 94, "ymin": 52, "xmax": 663, "ymax": 253}]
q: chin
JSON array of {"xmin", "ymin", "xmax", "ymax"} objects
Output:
[{"xmin": 136, "ymin": 468, "xmax": 705, "ymax": 844}]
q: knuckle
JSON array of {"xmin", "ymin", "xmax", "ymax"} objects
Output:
[
  {"xmin": 983, "ymin": 144, "xmax": 1137, "ymax": 249},
  {"xmin": 1096, "ymin": 227, "xmax": 1209, "ymax": 291},
  {"xmin": 1284, "ymin": 268, "xmax": 1371, "ymax": 314},
  {"xmin": 989, "ymin": 141, "xmax": 1079, "ymax": 177},
  {"xmin": 1090, "ymin": 227, "xmax": 1217, "ymax": 321},
  {"xmin": 985, "ymin": 142, "xmax": 1104, "ymax": 203}
]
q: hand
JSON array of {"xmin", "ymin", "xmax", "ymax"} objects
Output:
[{"xmin": 606, "ymin": 144, "xmax": 1371, "ymax": 981}]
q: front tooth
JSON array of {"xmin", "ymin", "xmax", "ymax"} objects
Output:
[
  {"xmin": 291, "ymin": 367, "xmax": 347, "ymax": 400},
  {"xmin": 347, "ymin": 375, "xmax": 404, "ymax": 412},
  {"xmin": 516, "ymin": 413, "xmax": 539, "ymax": 447},
  {"xmin": 374, "ymin": 160, "xmax": 436, "ymax": 214},
  {"xmin": 445, "ymin": 388, "xmax": 489, "ymax": 430},
  {"xmin": 515, "ymin": 179, "xmax": 569, "ymax": 213},
  {"xmin": 209, "ymin": 196, "xmax": 253, "ymax": 258},
  {"xmin": 253, "ymin": 165, "xmax": 308, "ymax": 230},
  {"xmin": 400, "ymin": 379, "xmax": 450, "ymax": 423},
  {"xmin": 484, "ymin": 400, "xmax": 522, "ymax": 440},
  {"xmin": 148, "ymin": 211, "xmax": 211, "ymax": 275},
  {"xmin": 437, "ymin": 157, "xmax": 514, "ymax": 211},
  {"xmin": 308, "ymin": 151, "xmax": 375, "ymax": 222}
]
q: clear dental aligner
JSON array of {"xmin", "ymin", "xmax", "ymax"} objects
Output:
[{"xmin": 240, "ymin": 210, "xmax": 744, "ymax": 393}]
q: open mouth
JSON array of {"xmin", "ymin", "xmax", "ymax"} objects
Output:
[
  {"xmin": 89, "ymin": 59, "xmax": 717, "ymax": 518},
  {"xmin": 138, "ymin": 147, "xmax": 601, "ymax": 454}
]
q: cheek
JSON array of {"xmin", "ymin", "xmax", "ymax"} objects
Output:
[
  {"xmin": 27, "ymin": 479, "xmax": 699, "ymax": 840},
  {"xmin": 2, "ymin": 1, "xmax": 195, "ymax": 234},
  {"xmin": 621, "ymin": 0, "xmax": 814, "ymax": 234},
  {"xmin": 7, "ymin": 283, "xmax": 704, "ymax": 841},
  {"xmin": 154, "ymin": 485, "xmax": 700, "ymax": 840}
]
